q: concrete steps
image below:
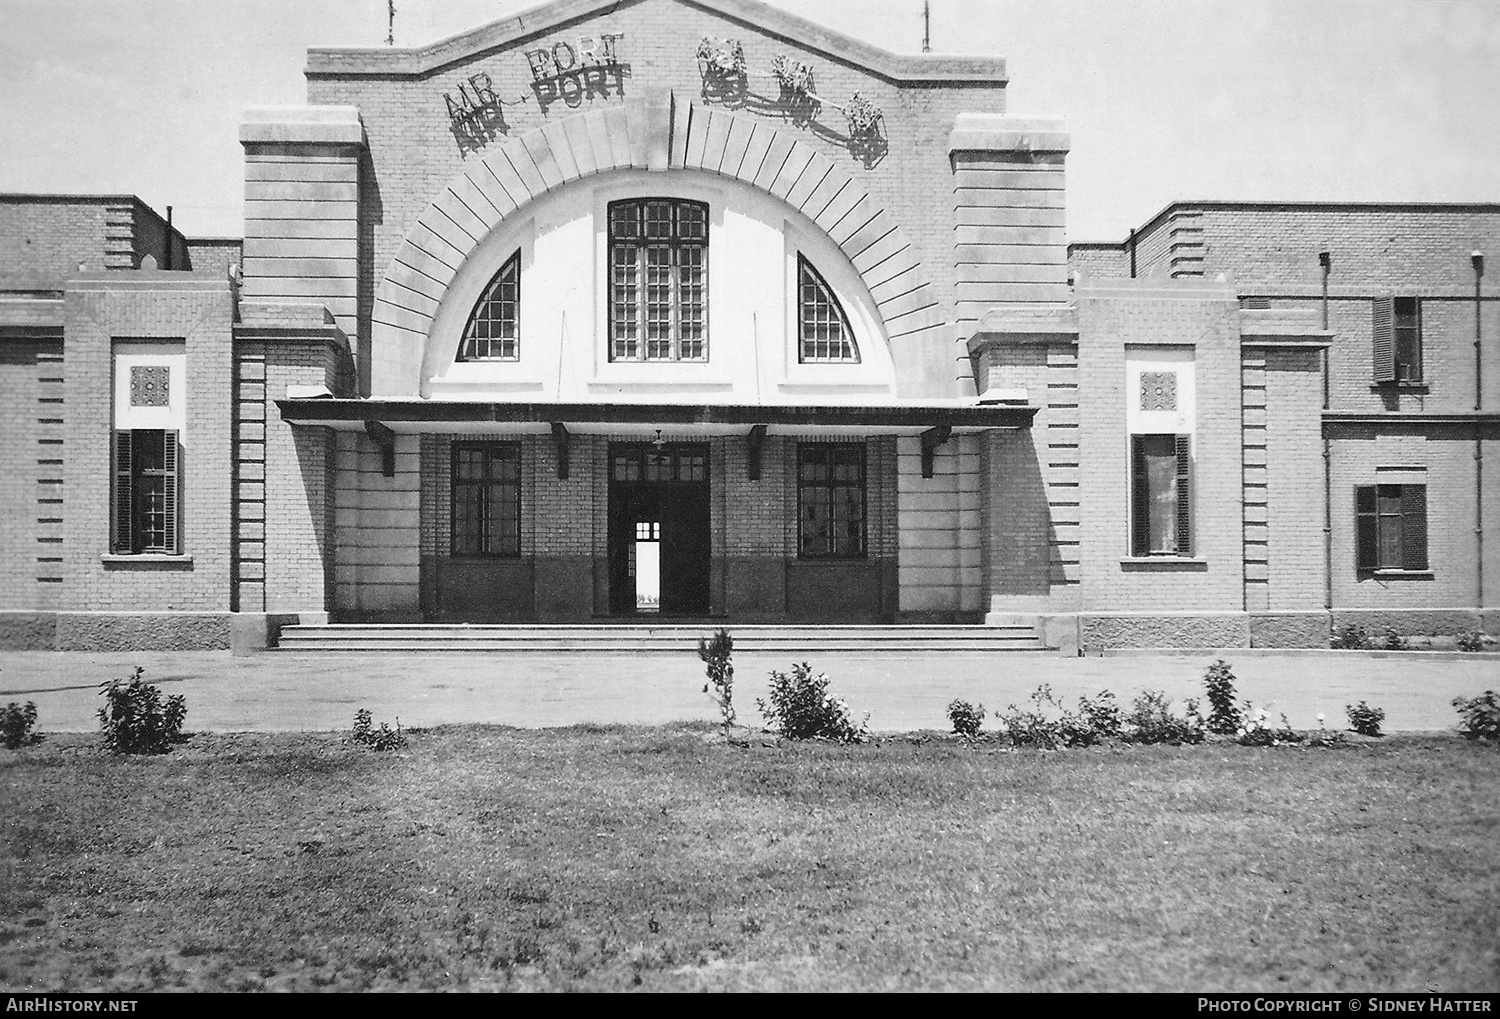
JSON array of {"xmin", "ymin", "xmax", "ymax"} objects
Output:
[{"xmin": 274, "ymin": 623, "xmax": 1047, "ymax": 653}]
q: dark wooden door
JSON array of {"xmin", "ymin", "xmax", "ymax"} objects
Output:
[{"xmin": 608, "ymin": 443, "xmax": 711, "ymax": 616}]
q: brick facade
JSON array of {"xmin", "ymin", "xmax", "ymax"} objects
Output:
[{"xmin": 1, "ymin": 0, "xmax": 1495, "ymax": 649}]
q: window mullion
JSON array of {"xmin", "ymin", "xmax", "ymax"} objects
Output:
[
  {"xmin": 637, "ymin": 241, "xmax": 648, "ymax": 361},
  {"xmin": 670, "ymin": 243, "xmax": 681, "ymax": 362}
]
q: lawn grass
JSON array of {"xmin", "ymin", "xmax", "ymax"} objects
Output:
[{"xmin": 2, "ymin": 725, "xmax": 1497, "ymax": 992}]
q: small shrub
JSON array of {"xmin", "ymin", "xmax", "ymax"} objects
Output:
[
  {"xmin": 1203, "ymin": 660, "xmax": 1242, "ymax": 735},
  {"xmin": 1452, "ymin": 690, "xmax": 1500, "ymax": 742},
  {"xmin": 351, "ymin": 708, "xmax": 406, "ymax": 752},
  {"xmin": 1306, "ymin": 713, "xmax": 1347, "ymax": 748},
  {"xmin": 1066, "ymin": 690, "xmax": 1123, "ymax": 746},
  {"xmin": 757, "ymin": 662, "xmax": 869, "ymax": 742},
  {"xmin": 993, "ymin": 686, "xmax": 1063, "ymax": 748},
  {"xmin": 1345, "ymin": 701, "xmax": 1386, "ymax": 737},
  {"xmin": 1380, "ymin": 627, "xmax": 1410, "ymax": 652},
  {"xmin": 1331, "ymin": 624, "xmax": 1369, "ymax": 650},
  {"xmin": 994, "ymin": 686, "xmax": 1120, "ymax": 749},
  {"xmin": 2, "ymin": 701, "xmax": 38, "ymax": 749},
  {"xmin": 1235, "ymin": 705, "xmax": 1303, "ymax": 747},
  {"xmin": 947, "ymin": 698, "xmax": 986, "ymax": 738},
  {"xmin": 97, "ymin": 667, "xmax": 186, "ymax": 755},
  {"xmin": 1124, "ymin": 690, "xmax": 1206, "ymax": 745},
  {"xmin": 1456, "ymin": 631, "xmax": 1488, "ymax": 653},
  {"xmin": 697, "ymin": 629, "xmax": 735, "ymax": 734}
]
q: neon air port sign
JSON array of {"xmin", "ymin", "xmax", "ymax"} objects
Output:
[
  {"xmin": 524, "ymin": 33, "xmax": 628, "ymax": 113},
  {"xmin": 443, "ymin": 33, "xmax": 630, "ymax": 145}
]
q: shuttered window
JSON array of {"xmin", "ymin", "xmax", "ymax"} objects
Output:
[
  {"xmin": 111, "ymin": 429, "xmax": 180, "ymax": 555},
  {"xmin": 1372, "ymin": 296, "xmax": 1422, "ymax": 384},
  {"xmin": 458, "ymin": 250, "xmax": 520, "ymax": 360},
  {"xmin": 1131, "ymin": 434, "xmax": 1192, "ymax": 557},
  {"xmin": 1355, "ymin": 484, "xmax": 1428, "ymax": 572}
]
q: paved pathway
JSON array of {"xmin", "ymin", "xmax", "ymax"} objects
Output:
[{"xmin": 0, "ymin": 648, "xmax": 1493, "ymax": 734}]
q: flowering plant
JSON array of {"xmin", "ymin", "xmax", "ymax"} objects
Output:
[{"xmin": 1235, "ymin": 705, "xmax": 1303, "ymax": 746}]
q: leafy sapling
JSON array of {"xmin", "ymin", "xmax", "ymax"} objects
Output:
[
  {"xmin": 1203, "ymin": 660, "xmax": 1242, "ymax": 735},
  {"xmin": 97, "ymin": 667, "xmax": 186, "ymax": 755},
  {"xmin": 947, "ymin": 698, "xmax": 985, "ymax": 738},
  {"xmin": 1345, "ymin": 701, "xmax": 1386, "ymax": 737},
  {"xmin": 697, "ymin": 629, "xmax": 735, "ymax": 735},
  {"xmin": 351, "ymin": 708, "xmax": 406, "ymax": 751},
  {"xmin": 2, "ymin": 701, "xmax": 38, "ymax": 749}
]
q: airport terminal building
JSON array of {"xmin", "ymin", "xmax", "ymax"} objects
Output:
[{"xmin": 1, "ymin": 0, "xmax": 1496, "ymax": 652}]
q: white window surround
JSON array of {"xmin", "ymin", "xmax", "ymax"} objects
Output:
[
  {"xmin": 425, "ymin": 217, "xmax": 546, "ymax": 397},
  {"xmin": 112, "ymin": 340, "xmax": 187, "ymax": 436},
  {"xmin": 1124, "ymin": 346, "xmax": 1196, "ymax": 560},
  {"xmin": 420, "ymin": 168, "xmax": 894, "ymax": 404},
  {"xmin": 1125, "ymin": 346, "xmax": 1195, "ymax": 436},
  {"xmin": 778, "ymin": 221, "xmax": 893, "ymax": 398}
]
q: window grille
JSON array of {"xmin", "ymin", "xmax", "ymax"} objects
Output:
[
  {"xmin": 797, "ymin": 443, "xmax": 866, "ymax": 558},
  {"xmin": 798, "ymin": 255, "xmax": 858, "ymax": 363},
  {"xmin": 459, "ymin": 250, "xmax": 520, "ymax": 361},
  {"xmin": 608, "ymin": 200, "xmax": 708, "ymax": 361},
  {"xmin": 450, "ymin": 442, "xmax": 521, "ymax": 556}
]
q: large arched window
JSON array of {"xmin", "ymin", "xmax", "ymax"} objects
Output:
[
  {"xmin": 797, "ymin": 255, "xmax": 858, "ymax": 363},
  {"xmin": 458, "ymin": 250, "xmax": 520, "ymax": 361},
  {"xmin": 608, "ymin": 199, "xmax": 707, "ymax": 362}
]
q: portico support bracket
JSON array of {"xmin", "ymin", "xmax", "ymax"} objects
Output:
[
  {"xmin": 920, "ymin": 425, "xmax": 952, "ymax": 479},
  {"xmin": 550, "ymin": 422, "xmax": 571, "ymax": 480},
  {"xmin": 747, "ymin": 424, "xmax": 768, "ymax": 481},
  {"xmin": 364, "ymin": 420, "xmax": 396, "ymax": 478}
]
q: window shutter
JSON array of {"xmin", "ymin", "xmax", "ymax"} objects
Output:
[
  {"xmin": 162, "ymin": 429, "xmax": 180, "ymax": 555},
  {"xmin": 1174, "ymin": 434, "xmax": 1192, "ymax": 556},
  {"xmin": 1130, "ymin": 435, "xmax": 1149, "ymax": 556},
  {"xmin": 1371, "ymin": 295, "xmax": 1396, "ymax": 383},
  {"xmin": 1355, "ymin": 486, "xmax": 1378, "ymax": 571},
  {"xmin": 112, "ymin": 430, "xmax": 133, "ymax": 554},
  {"xmin": 1400, "ymin": 484, "xmax": 1427, "ymax": 571}
]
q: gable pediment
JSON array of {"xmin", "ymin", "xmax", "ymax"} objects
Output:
[{"xmin": 306, "ymin": 0, "xmax": 1005, "ymax": 84}]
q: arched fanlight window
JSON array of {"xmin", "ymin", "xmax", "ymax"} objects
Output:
[
  {"xmin": 458, "ymin": 250, "xmax": 520, "ymax": 361},
  {"xmin": 797, "ymin": 255, "xmax": 859, "ymax": 363}
]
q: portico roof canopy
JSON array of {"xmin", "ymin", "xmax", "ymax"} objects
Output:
[{"xmin": 274, "ymin": 398, "xmax": 1037, "ymax": 436}]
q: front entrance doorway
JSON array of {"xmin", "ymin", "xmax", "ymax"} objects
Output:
[{"xmin": 608, "ymin": 443, "xmax": 711, "ymax": 615}]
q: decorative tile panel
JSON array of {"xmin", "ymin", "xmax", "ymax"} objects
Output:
[
  {"xmin": 1140, "ymin": 371, "xmax": 1177, "ymax": 412},
  {"xmin": 130, "ymin": 366, "xmax": 170, "ymax": 407}
]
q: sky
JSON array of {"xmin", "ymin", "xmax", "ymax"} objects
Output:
[{"xmin": 2, "ymin": 0, "xmax": 1498, "ymax": 241}]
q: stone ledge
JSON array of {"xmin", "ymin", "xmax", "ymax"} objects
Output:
[
  {"xmin": 304, "ymin": 0, "xmax": 1008, "ymax": 83},
  {"xmin": 949, "ymin": 114, "xmax": 1070, "ymax": 155},
  {"xmin": 101, "ymin": 554, "xmax": 194, "ymax": 567},
  {"xmin": 1239, "ymin": 307, "xmax": 1333, "ymax": 346},
  {"xmin": 241, "ymin": 106, "xmax": 365, "ymax": 146}
]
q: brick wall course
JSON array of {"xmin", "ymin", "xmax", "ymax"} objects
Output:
[
  {"xmin": 60, "ymin": 279, "xmax": 234, "ymax": 613},
  {"xmin": 1073, "ymin": 284, "xmax": 1244, "ymax": 613},
  {"xmin": 305, "ymin": 0, "xmax": 1006, "ymax": 398},
  {"xmin": 1, "ymin": 197, "xmax": 197, "ymax": 289}
]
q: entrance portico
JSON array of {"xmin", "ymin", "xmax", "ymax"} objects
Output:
[{"xmin": 279, "ymin": 399, "xmax": 1035, "ymax": 624}]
